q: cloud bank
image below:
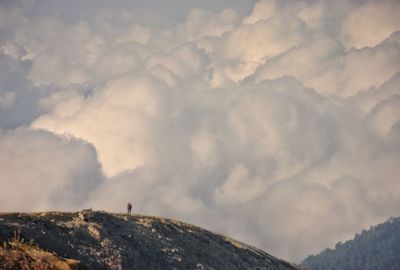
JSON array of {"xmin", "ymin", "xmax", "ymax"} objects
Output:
[{"xmin": 1, "ymin": 0, "xmax": 400, "ymax": 262}]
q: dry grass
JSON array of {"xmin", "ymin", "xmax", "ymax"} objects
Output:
[{"xmin": 0, "ymin": 238, "xmax": 86, "ymax": 270}]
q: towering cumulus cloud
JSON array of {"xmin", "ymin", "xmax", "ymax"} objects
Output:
[
  {"xmin": 1, "ymin": 0, "xmax": 399, "ymax": 261},
  {"xmin": 0, "ymin": 128, "xmax": 103, "ymax": 211}
]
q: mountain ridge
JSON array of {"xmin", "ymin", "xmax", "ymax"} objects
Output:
[
  {"xmin": 0, "ymin": 210, "xmax": 303, "ymax": 270},
  {"xmin": 301, "ymin": 216, "xmax": 400, "ymax": 270}
]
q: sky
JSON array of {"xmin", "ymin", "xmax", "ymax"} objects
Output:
[{"xmin": 0, "ymin": 0, "xmax": 400, "ymax": 262}]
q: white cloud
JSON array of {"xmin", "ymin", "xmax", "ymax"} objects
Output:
[
  {"xmin": 341, "ymin": 0, "xmax": 400, "ymax": 49},
  {"xmin": 183, "ymin": 8, "xmax": 240, "ymax": 41},
  {"xmin": 0, "ymin": 44, "xmax": 41, "ymax": 129},
  {"xmin": 146, "ymin": 43, "xmax": 208, "ymax": 84},
  {"xmin": 14, "ymin": 16, "xmax": 107, "ymax": 86},
  {"xmin": 0, "ymin": 127, "xmax": 103, "ymax": 211},
  {"xmin": 223, "ymin": 15, "xmax": 309, "ymax": 62},
  {"xmin": 32, "ymin": 74, "xmax": 167, "ymax": 176},
  {"xmin": 190, "ymin": 128, "xmax": 219, "ymax": 167},
  {"xmin": 214, "ymin": 163, "xmax": 266, "ymax": 204},
  {"xmin": 367, "ymin": 96, "xmax": 400, "ymax": 137},
  {"xmin": 243, "ymin": 0, "xmax": 277, "ymax": 24},
  {"xmin": 253, "ymin": 37, "xmax": 400, "ymax": 98}
]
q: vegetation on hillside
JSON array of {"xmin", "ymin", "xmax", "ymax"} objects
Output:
[
  {"xmin": 0, "ymin": 229, "xmax": 85, "ymax": 270},
  {"xmin": 301, "ymin": 216, "xmax": 400, "ymax": 270}
]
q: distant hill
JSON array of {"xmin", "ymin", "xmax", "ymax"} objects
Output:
[
  {"xmin": 301, "ymin": 216, "xmax": 400, "ymax": 270},
  {"xmin": 0, "ymin": 211, "xmax": 302, "ymax": 270}
]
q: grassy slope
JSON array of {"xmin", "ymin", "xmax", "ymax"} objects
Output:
[{"xmin": 0, "ymin": 240, "xmax": 86, "ymax": 270}]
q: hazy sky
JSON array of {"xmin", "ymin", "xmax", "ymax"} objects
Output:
[{"xmin": 1, "ymin": 0, "xmax": 400, "ymax": 262}]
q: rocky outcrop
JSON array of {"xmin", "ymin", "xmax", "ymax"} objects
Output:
[{"xmin": 0, "ymin": 211, "xmax": 302, "ymax": 270}]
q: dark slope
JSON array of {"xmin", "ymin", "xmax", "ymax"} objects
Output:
[
  {"xmin": 0, "ymin": 211, "xmax": 302, "ymax": 270},
  {"xmin": 301, "ymin": 216, "xmax": 400, "ymax": 270}
]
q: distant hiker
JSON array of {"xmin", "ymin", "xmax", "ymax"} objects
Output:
[{"xmin": 127, "ymin": 202, "xmax": 132, "ymax": 214}]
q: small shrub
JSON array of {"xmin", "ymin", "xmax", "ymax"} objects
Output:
[{"xmin": 29, "ymin": 238, "xmax": 35, "ymax": 246}]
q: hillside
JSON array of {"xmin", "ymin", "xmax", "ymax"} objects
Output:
[
  {"xmin": 0, "ymin": 211, "xmax": 302, "ymax": 270},
  {"xmin": 0, "ymin": 240, "xmax": 86, "ymax": 270},
  {"xmin": 301, "ymin": 216, "xmax": 400, "ymax": 270}
]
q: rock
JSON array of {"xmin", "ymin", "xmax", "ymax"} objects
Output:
[
  {"xmin": 78, "ymin": 209, "xmax": 93, "ymax": 222},
  {"xmin": 0, "ymin": 211, "xmax": 303, "ymax": 270}
]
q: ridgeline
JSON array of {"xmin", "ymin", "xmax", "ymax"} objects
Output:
[
  {"xmin": 301, "ymin": 216, "xmax": 400, "ymax": 270},
  {"xmin": 0, "ymin": 210, "xmax": 303, "ymax": 270}
]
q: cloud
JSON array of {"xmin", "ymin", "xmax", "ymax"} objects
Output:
[
  {"xmin": 243, "ymin": 0, "xmax": 277, "ymax": 24},
  {"xmin": 1, "ymin": 0, "xmax": 400, "ymax": 263},
  {"xmin": 32, "ymin": 74, "xmax": 167, "ymax": 176},
  {"xmin": 183, "ymin": 8, "xmax": 240, "ymax": 41},
  {"xmin": 341, "ymin": 0, "xmax": 400, "ymax": 49},
  {"xmin": 253, "ymin": 37, "xmax": 400, "ymax": 97},
  {"xmin": 0, "ymin": 42, "xmax": 41, "ymax": 129},
  {"xmin": 367, "ymin": 96, "xmax": 400, "ymax": 137},
  {"xmin": 223, "ymin": 15, "xmax": 309, "ymax": 62},
  {"xmin": 0, "ymin": 127, "xmax": 103, "ymax": 211},
  {"xmin": 146, "ymin": 43, "xmax": 208, "ymax": 85}
]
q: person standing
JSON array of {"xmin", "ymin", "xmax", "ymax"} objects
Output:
[{"xmin": 127, "ymin": 202, "xmax": 132, "ymax": 214}]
